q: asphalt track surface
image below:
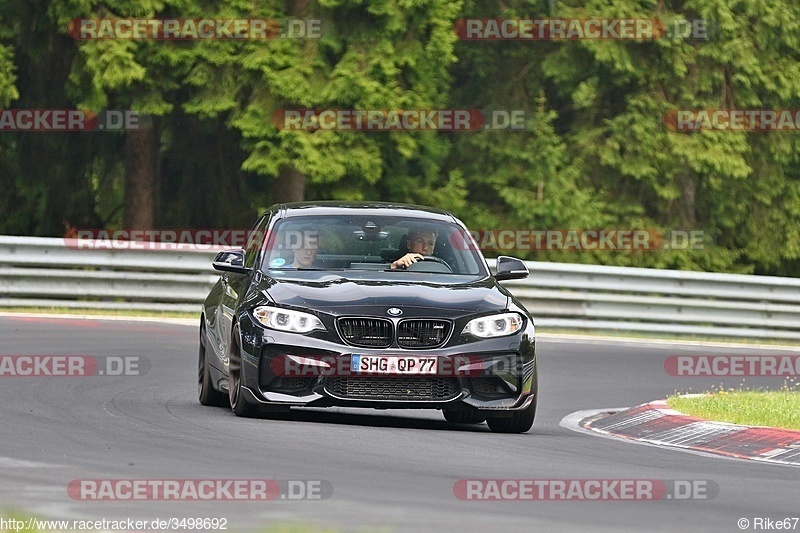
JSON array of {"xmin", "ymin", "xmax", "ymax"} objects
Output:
[{"xmin": 1, "ymin": 315, "xmax": 798, "ymax": 532}]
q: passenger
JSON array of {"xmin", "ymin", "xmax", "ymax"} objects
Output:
[{"xmin": 291, "ymin": 229, "xmax": 318, "ymax": 268}]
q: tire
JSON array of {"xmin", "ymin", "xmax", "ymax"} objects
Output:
[
  {"xmin": 228, "ymin": 324, "xmax": 260, "ymax": 417},
  {"xmin": 486, "ymin": 394, "xmax": 537, "ymax": 434},
  {"xmin": 443, "ymin": 409, "xmax": 486, "ymax": 424},
  {"xmin": 198, "ymin": 326, "xmax": 228, "ymax": 407}
]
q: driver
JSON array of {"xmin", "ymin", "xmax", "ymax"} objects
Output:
[{"xmin": 391, "ymin": 227, "xmax": 437, "ymax": 269}]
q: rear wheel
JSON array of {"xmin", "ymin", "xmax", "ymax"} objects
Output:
[
  {"xmin": 198, "ymin": 326, "xmax": 228, "ymax": 407},
  {"xmin": 486, "ymin": 395, "xmax": 537, "ymax": 434},
  {"xmin": 228, "ymin": 324, "xmax": 260, "ymax": 417},
  {"xmin": 443, "ymin": 409, "xmax": 486, "ymax": 424}
]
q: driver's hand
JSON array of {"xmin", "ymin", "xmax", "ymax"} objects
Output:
[{"xmin": 391, "ymin": 253, "xmax": 424, "ymax": 269}]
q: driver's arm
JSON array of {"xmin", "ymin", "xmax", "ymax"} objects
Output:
[{"xmin": 390, "ymin": 253, "xmax": 424, "ymax": 269}]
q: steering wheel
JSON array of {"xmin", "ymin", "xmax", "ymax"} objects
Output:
[{"xmin": 406, "ymin": 255, "xmax": 453, "ymax": 273}]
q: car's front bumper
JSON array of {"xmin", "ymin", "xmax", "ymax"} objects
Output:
[{"xmin": 236, "ymin": 315, "xmax": 536, "ymax": 413}]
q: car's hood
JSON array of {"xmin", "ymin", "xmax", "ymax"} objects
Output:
[{"xmin": 261, "ymin": 273, "xmax": 508, "ymax": 318}]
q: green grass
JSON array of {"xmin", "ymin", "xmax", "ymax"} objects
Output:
[
  {"xmin": 0, "ymin": 306, "xmax": 198, "ymax": 319},
  {"xmin": 667, "ymin": 381, "xmax": 800, "ymax": 430}
]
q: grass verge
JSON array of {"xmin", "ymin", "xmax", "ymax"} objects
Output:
[{"xmin": 667, "ymin": 382, "xmax": 800, "ymax": 430}]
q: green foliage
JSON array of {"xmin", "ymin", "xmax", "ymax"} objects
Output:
[
  {"xmin": 0, "ymin": 45, "xmax": 19, "ymax": 106},
  {"xmin": 1, "ymin": 0, "xmax": 800, "ymax": 276}
]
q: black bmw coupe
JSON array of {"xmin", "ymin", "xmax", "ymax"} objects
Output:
[{"xmin": 198, "ymin": 202, "xmax": 538, "ymax": 433}]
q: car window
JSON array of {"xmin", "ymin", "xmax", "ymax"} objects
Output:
[{"xmin": 259, "ymin": 216, "xmax": 486, "ymax": 276}]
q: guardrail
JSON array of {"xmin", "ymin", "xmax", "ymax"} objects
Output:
[
  {"xmin": 2, "ymin": 235, "xmax": 800, "ymax": 340},
  {"xmin": 0, "ymin": 236, "xmax": 216, "ymax": 313}
]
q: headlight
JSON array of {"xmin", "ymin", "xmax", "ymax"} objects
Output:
[
  {"xmin": 462, "ymin": 312, "xmax": 524, "ymax": 338},
  {"xmin": 253, "ymin": 306, "xmax": 325, "ymax": 333}
]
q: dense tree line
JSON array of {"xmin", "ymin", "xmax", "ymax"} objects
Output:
[{"xmin": 1, "ymin": 0, "xmax": 799, "ymax": 276}]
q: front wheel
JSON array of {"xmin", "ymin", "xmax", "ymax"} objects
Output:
[
  {"xmin": 486, "ymin": 395, "xmax": 537, "ymax": 434},
  {"xmin": 228, "ymin": 324, "xmax": 260, "ymax": 418}
]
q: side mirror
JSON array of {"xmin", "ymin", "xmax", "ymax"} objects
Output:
[
  {"xmin": 212, "ymin": 249, "xmax": 249, "ymax": 274},
  {"xmin": 495, "ymin": 256, "xmax": 529, "ymax": 281}
]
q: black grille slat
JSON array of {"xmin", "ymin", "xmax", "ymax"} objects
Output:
[
  {"xmin": 338, "ymin": 318, "xmax": 393, "ymax": 348},
  {"xmin": 337, "ymin": 317, "xmax": 452, "ymax": 348},
  {"xmin": 397, "ymin": 319, "xmax": 451, "ymax": 348},
  {"xmin": 326, "ymin": 377, "xmax": 459, "ymax": 401}
]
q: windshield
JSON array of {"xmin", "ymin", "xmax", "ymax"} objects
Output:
[{"xmin": 259, "ymin": 215, "xmax": 487, "ymax": 276}]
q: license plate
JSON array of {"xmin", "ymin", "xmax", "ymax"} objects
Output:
[{"xmin": 350, "ymin": 355, "xmax": 438, "ymax": 375}]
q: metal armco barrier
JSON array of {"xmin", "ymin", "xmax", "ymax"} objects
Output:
[{"xmin": 2, "ymin": 235, "xmax": 800, "ymax": 340}]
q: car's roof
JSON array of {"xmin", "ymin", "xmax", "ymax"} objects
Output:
[{"xmin": 268, "ymin": 201, "xmax": 458, "ymax": 222}]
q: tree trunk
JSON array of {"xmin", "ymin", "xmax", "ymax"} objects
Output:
[
  {"xmin": 274, "ymin": 166, "xmax": 307, "ymax": 203},
  {"xmin": 124, "ymin": 122, "xmax": 157, "ymax": 229},
  {"xmin": 681, "ymin": 177, "xmax": 697, "ymax": 227},
  {"xmin": 271, "ymin": 0, "xmax": 311, "ymax": 204}
]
